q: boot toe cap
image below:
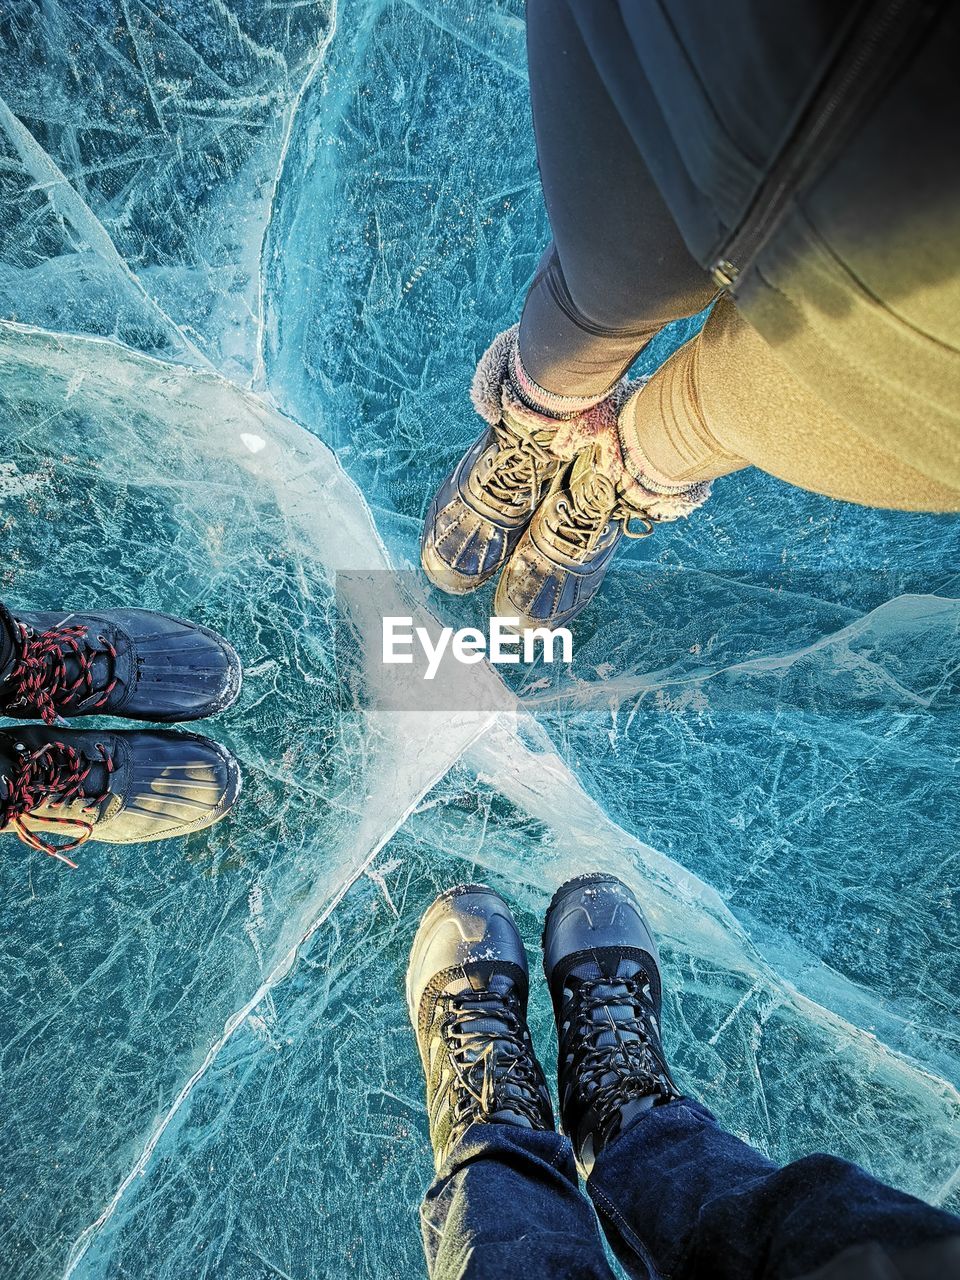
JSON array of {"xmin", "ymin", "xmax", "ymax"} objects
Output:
[
  {"xmin": 421, "ymin": 494, "xmax": 518, "ymax": 594},
  {"xmin": 406, "ymin": 885, "xmax": 526, "ymax": 1027},
  {"xmin": 107, "ymin": 731, "xmax": 242, "ymax": 843},
  {"xmin": 121, "ymin": 612, "xmax": 243, "ymax": 721},
  {"xmin": 420, "ymin": 526, "xmax": 495, "ymax": 594},
  {"xmin": 542, "ymin": 873, "xmax": 660, "ymax": 982}
]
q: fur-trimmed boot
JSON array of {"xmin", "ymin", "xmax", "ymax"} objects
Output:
[
  {"xmin": 421, "ymin": 326, "xmax": 619, "ymax": 594},
  {"xmin": 421, "ymin": 328, "xmax": 710, "ymax": 620}
]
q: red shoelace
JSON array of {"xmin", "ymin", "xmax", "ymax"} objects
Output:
[
  {"xmin": 4, "ymin": 618, "xmax": 119, "ymax": 725},
  {"xmin": 0, "ymin": 740, "xmax": 113, "ymax": 867}
]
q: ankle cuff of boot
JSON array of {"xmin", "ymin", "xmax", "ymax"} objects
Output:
[
  {"xmin": 619, "ymin": 464, "xmax": 712, "ymax": 522},
  {"xmin": 545, "ymin": 381, "xmax": 711, "ymax": 523},
  {"xmin": 470, "ymin": 325, "xmax": 615, "ymax": 426},
  {"xmin": 470, "ymin": 325, "xmax": 520, "ymax": 426},
  {"xmin": 615, "ymin": 381, "xmax": 713, "ymax": 518},
  {"xmin": 510, "ymin": 343, "xmax": 614, "ymax": 418}
]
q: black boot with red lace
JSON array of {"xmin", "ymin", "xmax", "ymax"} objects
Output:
[
  {"xmin": 0, "ymin": 602, "xmax": 244, "ymax": 864},
  {"xmin": 0, "ymin": 603, "xmax": 242, "ymax": 725}
]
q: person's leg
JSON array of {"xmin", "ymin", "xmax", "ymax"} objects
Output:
[
  {"xmin": 408, "ymin": 884, "xmax": 614, "ymax": 1280},
  {"xmin": 524, "ymin": 0, "xmax": 960, "ymax": 511},
  {"xmin": 541, "ymin": 874, "xmax": 960, "ymax": 1280},
  {"xmin": 519, "ymin": 0, "xmax": 714, "ymax": 399},
  {"xmin": 421, "ymin": 1124, "xmax": 615, "ymax": 1280},
  {"xmin": 420, "ymin": 0, "xmax": 715, "ymax": 597},
  {"xmin": 588, "ymin": 1097, "xmax": 960, "ymax": 1280},
  {"xmin": 619, "ymin": 297, "xmax": 960, "ymax": 510}
]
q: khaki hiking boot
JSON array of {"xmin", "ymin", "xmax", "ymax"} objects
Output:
[
  {"xmin": 407, "ymin": 884, "xmax": 555, "ymax": 1170},
  {"xmin": 493, "ymin": 447, "xmax": 657, "ymax": 630},
  {"xmin": 494, "ymin": 410, "xmax": 714, "ymax": 632},
  {"xmin": 420, "ymin": 408, "xmax": 563, "ymax": 594}
]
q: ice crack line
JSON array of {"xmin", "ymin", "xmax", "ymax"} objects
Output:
[
  {"xmin": 0, "ymin": 96, "xmax": 213, "ymax": 370},
  {"xmin": 398, "ymin": 0, "xmax": 527, "ymax": 81},
  {"xmin": 518, "ymin": 593, "xmax": 960, "ymax": 718},
  {"xmin": 253, "ymin": 0, "xmax": 341, "ymax": 387}
]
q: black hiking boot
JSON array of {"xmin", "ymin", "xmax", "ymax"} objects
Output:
[
  {"xmin": 542, "ymin": 873, "xmax": 680, "ymax": 1175},
  {"xmin": 406, "ymin": 884, "xmax": 555, "ymax": 1169},
  {"xmin": 0, "ymin": 727, "xmax": 242, "ymax": 866},
  {"xmin": 0, "ymin": 603, "xmax": 242, "ymax": 725}
]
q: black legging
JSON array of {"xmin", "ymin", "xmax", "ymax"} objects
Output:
[{"xmin": 518, "ymin": 0, "xmax": 715, "ymax": 398}]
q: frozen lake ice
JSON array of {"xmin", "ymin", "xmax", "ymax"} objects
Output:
[{"xmin": 0, "ymin": 1, "xmax": 958, "ymax": 1276}]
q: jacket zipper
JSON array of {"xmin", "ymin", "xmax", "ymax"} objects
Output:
[{"xmin": 711, "ymin": 0, "xmax": 941, "ymax": 291}]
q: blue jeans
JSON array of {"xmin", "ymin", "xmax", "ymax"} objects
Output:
[{"xmin": 420, "ymin": 1100, "xmax": 960, "ymax": 1280}]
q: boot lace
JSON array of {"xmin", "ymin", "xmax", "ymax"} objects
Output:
[
  {"xmin": 567, "ymin": 972, "xmax": 675, "ymax": 1139},
  {"xmin": 440, "ymin": 989, "xmax": 547, "ymax": 1132},
  {"xmin": 3, "ymin": 617, "xmax": 119, "ymax": 725},
  {"xmin": 0, "ymin": 740, "xmax": 114, "ymax": 867},
  {"xmin": 479, "ymin": 420, "xmax": 558, "ymax": 512},
  {"xmin": 553, "ymin": 472, "xmax": 655, "ymax": 557}
]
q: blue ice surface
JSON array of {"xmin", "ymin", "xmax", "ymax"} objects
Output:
[{"xmin": 0, "ymin": 1, "xmax": 957, "ymax": 1277}]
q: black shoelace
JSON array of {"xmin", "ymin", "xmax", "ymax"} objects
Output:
[
  {"xmin": 439, "ymin": 989, "xmax": 547, "ymax": 1132},
  {"xmin": 564, "ymin": 972, "xmax": 676, "ymax": 1143}
]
